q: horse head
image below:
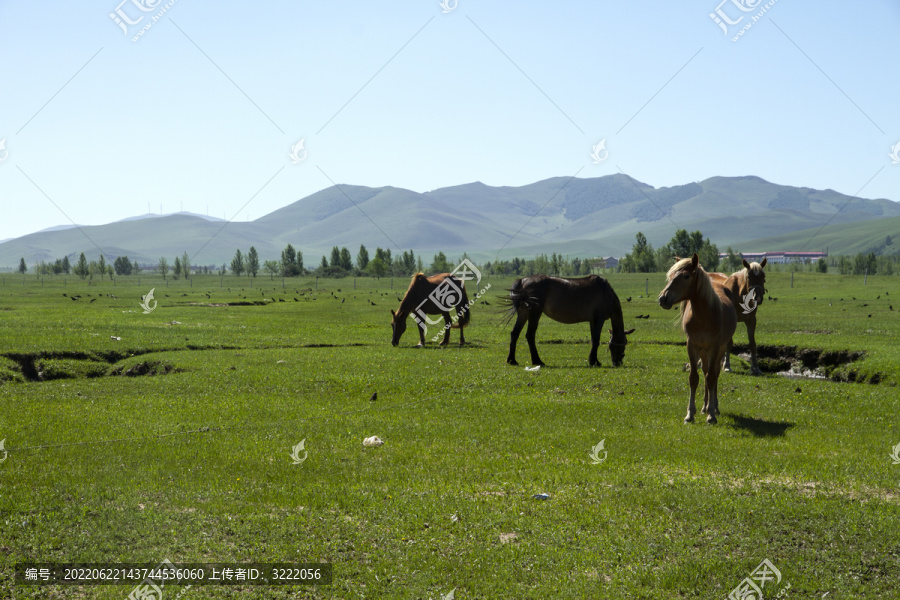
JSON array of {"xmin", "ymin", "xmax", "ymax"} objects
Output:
[
  {"xmin": 607, "ymin": 327, "xmax": 636, "ymax": 367},
  {"xmin": 390, "ymin": 309, "xmax": 408, "ymax": 346},
  {"xmin": 658, "ymin": 253, "xmax": 700, "ymax": 310},
  {"xmin": 742, "ymin": 257, "xmax": 767, "ymax": 307}
]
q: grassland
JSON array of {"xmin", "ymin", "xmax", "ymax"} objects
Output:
[{"xmin": 1, "ymin": 271, "xmax": 899, "ymax": 599}]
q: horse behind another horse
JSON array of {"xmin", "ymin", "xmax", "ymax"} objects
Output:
[{"xmin": 709, "ymin": 258, "xmax": 767, "ymax": 375}]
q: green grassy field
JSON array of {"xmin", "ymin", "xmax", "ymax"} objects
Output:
[{"xmin": 1, "ymin": 271, "xmax": 899, "ymax": 599}]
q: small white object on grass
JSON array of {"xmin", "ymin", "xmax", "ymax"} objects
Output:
[
  {"xmin": 110, "ymin": 336, "xmax": 121, "ymax": 341},
  {"xmin": 363, "ymin": 436, "xmax": 384, "ymax": 447},
  {"xmin": 525, "ymin": 365, "xmax": 541, "ymax": 372}
]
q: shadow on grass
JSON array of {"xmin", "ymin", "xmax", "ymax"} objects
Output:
[{"xmin": 725, "ymin": 413, "xmax": 794, "ymax": 437}]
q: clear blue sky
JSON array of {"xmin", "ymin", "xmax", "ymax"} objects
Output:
[{"xmin": 1, "ymin": 0, "xmax": 898, "ymax": 244}]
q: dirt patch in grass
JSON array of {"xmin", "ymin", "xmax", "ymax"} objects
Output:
[
  {"xmin": 2, "ymin": 351, "xmax": 182, "ymax": 382},
  {"xmin": 109, "ymin": 360, "xmax": 181, "ymax": 377}
]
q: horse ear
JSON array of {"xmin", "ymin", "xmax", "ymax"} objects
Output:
[
  {"xmin": 625, "ymin": 328, "xmax": 636, "ymax": 335},
  {"xmin": 742, "ymin": 258, "xmax": 751, "ymax": 270},
  {"xmin": 390, "ymin": 309, "xmax": 395, "ymax": 316},
  {"xmin": 760, "ymin": 257, "xmax": 767, "ymax": 268},
  {"xmin": 691, "ymin": 253, "xmax": 699, "ymax": 267}
]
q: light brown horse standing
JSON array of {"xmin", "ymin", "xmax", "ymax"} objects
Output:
[
  {"xmin": 658, "ymin": 254, "xmax": 737, "ymax": 424},
  {"xmin": 710, "ymin": 258, "xmax": 767, "ymax": 375},
  {"xmin": 391, "ymin": 273, "xmax": 470, "ymax": 347}
]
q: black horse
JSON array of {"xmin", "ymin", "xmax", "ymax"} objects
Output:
[{"xmin": 506, "ymin": 274, "xmax": 634, "ymax": 367}]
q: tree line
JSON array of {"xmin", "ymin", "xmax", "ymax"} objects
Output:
[{"xmin": 16, "ymin": 235, "xmax": 900, "ymax": 280}]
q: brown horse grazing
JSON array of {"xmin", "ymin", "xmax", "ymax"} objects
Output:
[
  {"xmin": 710, "ymin": 258, "xmax": 768, "ymax": 375},
  {"xmin": 658, "ymin": 254, "xmax": 737, "ymax": 424},
  {"xmin": 506, "ymin": 274, "xmax": 635, "ymax": 367},
  {"xmin": 391, "ymin": 273, "xmax": 470, "ymax": 347}
]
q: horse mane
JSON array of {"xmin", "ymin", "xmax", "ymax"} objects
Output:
[
  {"xmin": 397, "ymin": 273, "xmax": 428, "ymax": 313},
  {"xmin": 729, "ymin": 268, "xmax": 749, "ymax": 296},
  {"xmin": 667, "ymin": 257, "xmax": 718, "ymax": 312}
]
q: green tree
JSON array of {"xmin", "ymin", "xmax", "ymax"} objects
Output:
[
  {"xmin": 400, "ymin": 250, "xmax": 416, "ymax": 274},
  {"xmin": 173, "ymin": 256, "xmax": 182, "ymax": 280},
  {"xmin": 356, "ymin": 245, "xmax": 370, "ymax": 271},
  {"xmin": 281, "ymin": 244, "xmax": 300, "ymax": 276},
  {"xmin": 75, "ymin": 253, "xmax": 89, "ymax": 279},
  {"xmin": 17, "ymin": 257, "xmax": 27, "ymax": 275},
  {"xmin": 620, "ymin": 232, "xmax": 657, "ymax": 273},
  {"xmin": 816, "ymin": 258, "xmax": 828, "ymax": 273},
  {"xmin": 231, "ymin": 249, "xmax": 244, "ymax": 276},
  {"xmin": 132, "ymin": 259, "xmax": 140, "ymax": 274},
  {"xmin": 247, "ymin": 246, "xmax": 259, "ymax": 277},
  {"xmin": 723, "ymin": 247, "xmax": 742, "ymax": 272},
  {"xmin": 98, "ymin": 254, "xmax": 107, "ymax": 280},
  {"xmin": 158, "ymin": 257, "xmax": 169, "ymax": 279},
  {"xmin": 339, "ymin": 247, "xmax": 353, "ymax": 271},
  {"xmin": 181, "ymin": 252, "xmax": 191, "ymax": 279},
  {"xmin": 61, "ymin": 255, "xmax": 71, "ymax": 275},
  {"xmin": 114, "ymin": 255, "xmax": 133, "ymax": 276},
  {"xmin": 431, "ymin": 251, "xmax": 452, "ymax": 273},
  {"xmin": 366, "ymin": 257, "xmax": 387, "ymax": 278},
  {"xmin": 330, "ymin": 246, "xmax": 341, "ymax": 268},
  {"xmin": 853, "ymin": 252, "xmax": 877, "ymax": 275},
  {"xmin": 264, "ymin": 260, "xmax": 280, "ymax": 277},
  {"xmin": 698, "ymin": 238, "xmax": 720, "ymax": 271},
  {"xmin": 320, "ymin": 255, "xmax": 328, "ymax": 270},
  {"xmin": 107, "ymin": 265, "xmax": 114, "ymax": 279}
]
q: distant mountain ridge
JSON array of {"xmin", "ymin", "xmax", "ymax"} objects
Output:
[{"xmin": 1, "ymin": 175, "xmax": 898, "ymax": 268}]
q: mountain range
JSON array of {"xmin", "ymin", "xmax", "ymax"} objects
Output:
[{"xmin": 2, "ymin": 174, "xmax": 898, "ymax": 268}]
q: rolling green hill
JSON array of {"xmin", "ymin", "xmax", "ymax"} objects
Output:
[
  {"xmin": 1, "ymin": 175, "xmax": 898, "ymax": 268},
  {"xmin": 737, "ymin": 215, "xmax": 900, "ymax": 256}
]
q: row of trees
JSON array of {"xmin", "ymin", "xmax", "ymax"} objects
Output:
[
  {"xmin": 619, "ymin": 230, "xmax": 721, "ymax": 273},
  {"xmin": 24, "ymin": 253, "xmax": 142, "ymax": 280},
  {"xmin": 18, "ymin": 242, "xmax": 900, "ymax": 281}
]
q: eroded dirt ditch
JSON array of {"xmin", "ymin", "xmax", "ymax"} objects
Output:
[{"xmin": 731, "ymin": 343, "xmax": 880, "ymax": 384}]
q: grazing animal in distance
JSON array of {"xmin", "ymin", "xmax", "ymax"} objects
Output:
[
  {"xmin": 506, "ymin": 274, "xmax": 634, "ymax": 367},
  {"xmin": 659, "ymin": 254, "xmax": 737, "ymax": 424},
  {"xmin": 709, "ymin": 258, "xmax": 767, "ymax": 375},
  {"xmin": 391, "ymin": 273, "xmax": 470, "ymax": 347}
]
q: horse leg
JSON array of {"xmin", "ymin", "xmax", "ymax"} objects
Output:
[
  {"xmin": 685, "ymin": 342, "xmax": 700, "ymax": 423},
  {"xmin": 746, "ymin": 317, "xmax": 761, "ymax": 375},
  {"xmin": 723, "ymin": 336, "xmax": 733, "ymax": 372},
  {"xmin": 699, "ymin": 350, "xmax": 714, "ymax": 423},
  {"xmin": 706, "ymin": 348, "xmax": 724, "ymax": 424},
  {"xmin": 439, "ymin": 311, "xmax": 452, "ymax": 346},
  {"xmin": 507, "ymin": 313, "xmax": 527, "ymax": 365},
  {"xmin": 417, "ymin": 322, "xmax": 426, "ymax": 347},
  {"xmin": 525, "ymin": 313, "xmax": 545, "ymax": 366},
  {"xmin": 458, "ymin": 313, "xmax": 466, "ymax": 347},
  {"xmin": 588, "ymin": 318, "xmax": 602, "ymax": 367}
]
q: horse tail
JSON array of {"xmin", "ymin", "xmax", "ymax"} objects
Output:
[
  {"xmin": 504, "ymin": 278, "xmax": 539, "ymax": 324},
  {"xmin": 452, "ymin": 281, "xmax": 471, "ymax": 329}
]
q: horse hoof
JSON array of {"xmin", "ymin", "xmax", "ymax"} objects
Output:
[
  {"xmin": 507, "ymin": 359, "xmax": 518, "ymax": 366},
  {"xmin": 684, "ymin": 416, "xmax": 694, "ymax": 424},
  {"xmin": 723, "ymin": 367, "xmax": 731, "ymax": 373},
  {"xmin": 706, "ymin": 416, "xmax": 717, "ymax": 425}
]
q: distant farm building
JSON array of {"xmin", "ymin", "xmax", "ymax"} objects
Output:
[{"xmin": 720, "ymin": 251, "xmax": 827, "ymax": 264}]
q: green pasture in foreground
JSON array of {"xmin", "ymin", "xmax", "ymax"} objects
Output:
[{"xmin": 1, "ymin": 271, "xmax": 899, "ymax": 599}]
